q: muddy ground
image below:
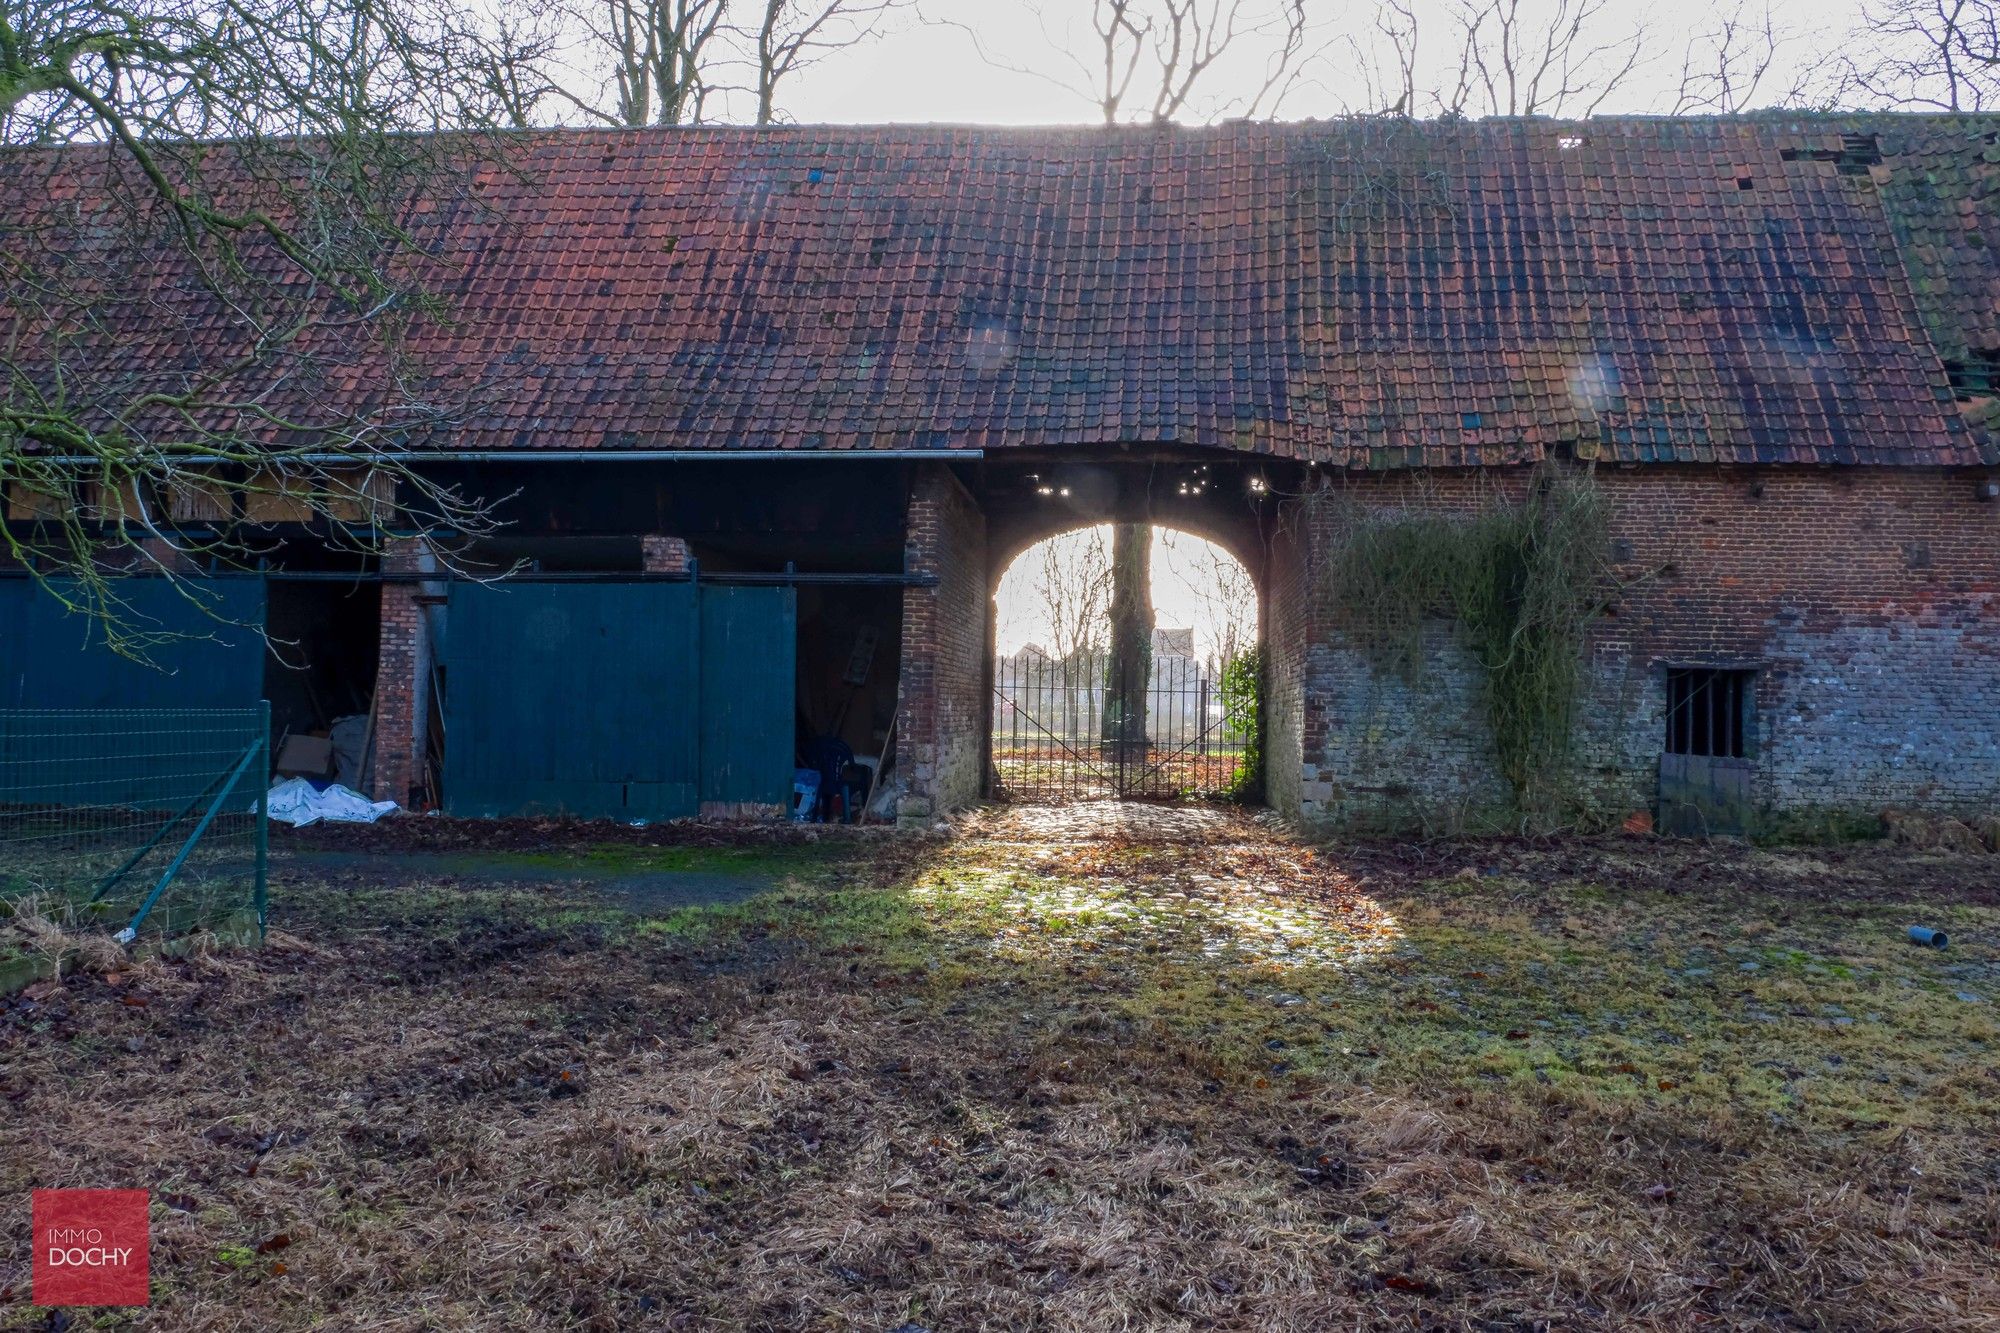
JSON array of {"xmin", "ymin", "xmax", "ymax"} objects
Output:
[{"xmin": 2, "ymin": 806, "xmax": 1996, "ymax": 1331}]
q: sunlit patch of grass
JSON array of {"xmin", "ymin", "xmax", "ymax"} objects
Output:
[
  {"xmin": 733, "ymin": 834, "xmax": 2000, "ymax": 1135},
  {"xmin": 908, "ymin": 859, "xmax": 1402, "ymax": 971},
  {"xmin": 1288, "ymin": 876, "xmax": 2000, "ymax": 1130}
]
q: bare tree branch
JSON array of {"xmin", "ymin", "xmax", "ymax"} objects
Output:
[
  {"xmin": 1669, "ymin": 2, "xmax": 1807, "ymax": 114},
  {"xmin": 944, "ymin": 0, "xmax": 1319, "ymax": 126},
  {"xmin": 546, "ymin": 0, "xmax": 729, "ymax": 127},
  {"xmin": 1835, "ymin": 0, "xmax": 2000, "ymax": 110},
  {"xmin": 1370, "ymin": 0, "xmax": 1644, "ymax": 118},
  {"xmin": 1, "ymin": 0, "xmax": 527, "ymax": 652},
  {"xmin": 750, "ymin": 0, "xmax": 907, "ymax": 125}
]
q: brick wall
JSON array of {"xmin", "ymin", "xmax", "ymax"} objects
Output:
[
  {"xmin": 1263, "ymin": 508, "xmax": 1311, "ymax": 817},
  {"xmin": 640, "ymin": 535, "xmax": 692, "ymax": 573},
  {"xmin": 371, "ymin": 538, "xmax": 438, "ymax": 808},
  {"xmin": 897, "ymin": 465, "xmax": 988, "ymax": 816},
  {"xmin": 1280, "ymin": 465, "xmax": 2000, "ymax": 829}
]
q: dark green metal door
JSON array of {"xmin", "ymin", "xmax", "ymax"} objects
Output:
[
  {"xmin": 443, "ymin": 581, "xmax": 795, "ymax": 820},
  {"xmin": 699, "ymin": 587, "xmax": 797, "ymax": 810},
  {"xmin": 0, "ymin": 577, "xmax": 265, "ymax": 709},
  {"xmin": 445, "ymin": 582, "xmax": 700, "ymax": 820}
]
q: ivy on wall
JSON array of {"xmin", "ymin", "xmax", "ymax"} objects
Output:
[
  {"xmin": 1218, "ymin": 644, "xmax": 1264, "ymax": 803},
  {"xmin": 1314, "ymin": 465, "xmax": 1612, "ymax": 826}
]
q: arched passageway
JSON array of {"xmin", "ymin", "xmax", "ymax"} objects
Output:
[{"xmin": 991, "ymin": 523, "xmax": 1261, "ymax": 800}]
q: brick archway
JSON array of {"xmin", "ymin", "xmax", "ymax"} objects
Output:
[
  {"xmin": 891, "ymin": 450, "xmax": 1305, "ymax": 821},
  {"xmin": 991, "ymin": 520, "xmax": 1260, "ymax": 801}
]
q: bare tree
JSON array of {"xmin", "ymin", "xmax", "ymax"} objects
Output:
[
  {"xmin": 1836, "ymin": 0, "xmax": 1999, "ymax": 110},
  {"xmin": 1160, "ymin": 529, "xmax": 1256, "ymax": 676},
  {"xmin": 1009, "ymin": 526, "xmax": 1112, "ymax": 741},
  {"xmin": 1101, "ymin": 0, "xmax": 1312, "ymax": 123},
  {"xmin": 458, "ymin": 5, "xmax": 574, "ymax": 128},
  {"xmin": 750, "ymin": 0, "xmax": 906, "ymax": 125},
  {"xmin": 1, "ymin": 0, "xmax": 521, "ymax": 650},
  {"xmin": 1032, "ymin": 526, "xmax": 1113, "ymax": 668},
  {"xmin": 551, "ymin": 0, "xmax": 730, "ymax": 127},
  {"xmin": 947, "ymin": 0, "xmax": 1314, "ymax": 126},
  {"xmin": 1359, "ymin": 0, "xmax": 1424, "ymax": 115},
  {"xmin": 1669, "ymin": 2, "xmax": 1805, "ymax": 113},
  {"xmin": 1370, "ymin": 0, "xmax": 1644, "ymax": 117}
]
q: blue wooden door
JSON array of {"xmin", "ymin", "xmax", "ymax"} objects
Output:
[
  {"xmin": 699, "ymin": 587, "xmax": 797, "ymax": 812},
  {"xmin": 443, "ymin": 581, "xmax": 794, "ymax": 820},
  {"xmin": 0, "ymin": 577, "xmax": 265, "ymax": 709}
]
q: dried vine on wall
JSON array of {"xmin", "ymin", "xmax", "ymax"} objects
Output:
[{"xmin": 1315, "ymin": 465, "xmax": 1611, "ymax": 825}]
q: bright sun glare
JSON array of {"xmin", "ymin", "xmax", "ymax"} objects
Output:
[{"xmin": 993, "ymin": 526, "xmax": 1258, "ymax": 668}]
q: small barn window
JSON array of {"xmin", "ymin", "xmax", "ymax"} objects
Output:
[{"xmin": 1666, "ymin": 668, "xmax": 1753, "ymax": 758}]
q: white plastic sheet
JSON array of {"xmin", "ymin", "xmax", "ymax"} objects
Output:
[{"xmin": 266, "ymin": 777, "xmax": 399, "ymax": 828}]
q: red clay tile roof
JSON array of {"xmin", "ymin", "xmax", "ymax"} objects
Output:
[
  {"xmin": 5, "ymin": 115, "xmax": 1997, "ymax": 466},
  {"xmin": 1857, "ymin": 115, "xmax": 2000, "ymax": 461}
]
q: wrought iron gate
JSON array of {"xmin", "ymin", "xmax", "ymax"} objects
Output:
[{"xmin": 991, "ymin": 647, "xmax": 1249, "ymax": 800}]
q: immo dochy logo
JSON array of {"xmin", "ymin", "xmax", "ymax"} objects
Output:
[{"xmin": 32, "ymin": 1190, "xmax": 150, "ymax": 1306}]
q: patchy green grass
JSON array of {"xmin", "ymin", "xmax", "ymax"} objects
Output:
[
  {"xmin": 647, "ymin": 830, "xmax": 1999, "ymax": 1134},
  {"xmin": 487, "ymin": 841, "xmax": 836, "ymax": 879},
  {"xmin": 4, "ymin": 810, "xmax": 1997, "ymax": 1331}
]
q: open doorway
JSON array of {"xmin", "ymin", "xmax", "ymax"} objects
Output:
[{"xmin": 991, "ymin": 525, "xmax": 1259, "ymax": 801}]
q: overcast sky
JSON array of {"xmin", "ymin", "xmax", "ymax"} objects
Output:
[{"xmin": 764, "ymin": 0, "xmax": 1869, "ymax": 126}]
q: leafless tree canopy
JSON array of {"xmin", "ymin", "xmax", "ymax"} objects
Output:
[
  {"xmin": 1836, "ymin": 0, "xmax": 2000, "ymax": 110},
  {"xmin": 0, "ymin": 0, "xmax": 532, "ymax": 646},
  {"xmin": 752, "ymin": 0, "xmax": 904, "ymax": 125},
  {"xmin": 946, "ymin": 0, "xmax": 1313, "ymax": 126},
  {"xmin": 1028, "ymin": 527, "xmax": 1113, "ymax": 667},
  {"xmin": 1669, "ymin": 3, "xmax": 1805, "ymax": 114},
  {"xmin": 1089, "ymin": 0, "xmax": 1310, "ymax": 123},
  {"xmin": 550, "ymin": 0, "xmax": 727, "ymax": 126},
  {"xmin": 539, "ymin": 0, "xmax": 909, "ymax": 128},
  {"xmin": 1159, "ymin": 529, "xmax": 1256, "ymax": 675},
  {"xmin": 1366, "ymin": 0, "xmax": 1643, "ymax": 117}
]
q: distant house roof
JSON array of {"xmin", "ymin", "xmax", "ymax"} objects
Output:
[{"xmin": 6, "ymin": 115, "xmax": 1996, "ymax": 466}]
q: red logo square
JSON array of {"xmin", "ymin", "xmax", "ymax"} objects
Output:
[{"xmin": 32, "ymin": 1190, "xmax": 150, "ymax": 1307}]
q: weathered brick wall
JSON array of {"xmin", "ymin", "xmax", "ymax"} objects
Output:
[
  {"xmin": 1281, "ymin": 466, "xmax": 2000, "ymax": 829},
  {"xmin": 1262, "ymin": 510, "xmax": 1311, "ymax": 817},
  {"xmin": 640, "ymin": 535, "xmax": 692, "ymax": 573},
  {"xmin": 897, "ymin": 465, "xmax": 988, "ymax": 815},
  {"xmin": 370, "ymin": 538, "xmax": 438, "ymax": 808}
]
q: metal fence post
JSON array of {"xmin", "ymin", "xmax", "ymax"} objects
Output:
[
  {"xmin": 254, "ymin": 700, "xmax": 270, "ymax": 939},
  {"xmin": 2, "ymin": 706, "xmax": 270, "ymax": 949}
]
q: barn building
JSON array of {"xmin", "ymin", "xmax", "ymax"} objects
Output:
[{"xmin": 4, "ymin": 115, "xmax": 1997, "ymax": 832}]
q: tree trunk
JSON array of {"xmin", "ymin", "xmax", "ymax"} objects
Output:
[{"xmin": 1102, "ymin": 522, "xmax": 1153, "ymax": 764}]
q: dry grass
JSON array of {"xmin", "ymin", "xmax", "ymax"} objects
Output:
[{"xmin": 2, "ymin": 809, "xmax": 1997, "ymax": 1330}]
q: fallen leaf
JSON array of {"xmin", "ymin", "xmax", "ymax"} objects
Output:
[
  {"xmin": 1382, "ymin": 1273, "xmax": 1436, "ymax": 1294},
  {"xmin": 254, "ymin": 1233, "xmax": 290, "ymax": 1254},
  {"xmin": 1505, "ymin": 1029, "xmax": 1531, "ymax": 1041}
]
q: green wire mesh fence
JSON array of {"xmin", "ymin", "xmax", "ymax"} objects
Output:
[{"xmin": 0, "ymin": 706, "xmax": 269, "ymax": 958}]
